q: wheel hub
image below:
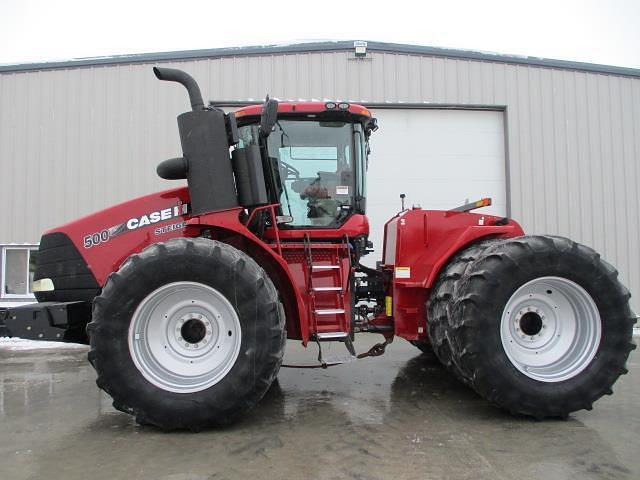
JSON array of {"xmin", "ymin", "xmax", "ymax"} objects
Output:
[
  {"xmin": 128, "ymin": 281, "xmax": 241, "ymax": 393},
  {"xmin": 177, "ymin": 315, "xmax": 211, "ymax": 348},
  {"xmin": 515, "ymin": 308, "xmax": 545, "ymax": 338},
  {"xmin": 500, "ymin": 276, "xmax": 601, "ymax": 382}
]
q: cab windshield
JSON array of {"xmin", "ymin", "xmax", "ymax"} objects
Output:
[{"xmin": 238, "ymin": 119, "xmax": 366, "ymax": 227}]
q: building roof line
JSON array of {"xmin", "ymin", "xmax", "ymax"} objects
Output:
[{"xmin": 1, "ymin": 40, "xmax": 639, "ymax": 78}]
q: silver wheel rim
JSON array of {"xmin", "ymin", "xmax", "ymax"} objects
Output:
[
  {"xmin": 500, "ymin": 276, "xmax": 601, "ymax": 382},
  {"xmin": 128, "ymin": 281, "xmax": 241, "ymax": 393}
]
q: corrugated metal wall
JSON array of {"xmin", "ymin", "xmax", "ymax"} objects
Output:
[{"xmin": 1, "ymin": 50, "xmax": 639, "ymax": 307}]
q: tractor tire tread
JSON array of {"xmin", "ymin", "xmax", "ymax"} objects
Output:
[
  {"xmin": 425, "ymin": 237, "xmax": 505, "ymax": 385},
  {"xmin": 87, "ymin": 237, "xmax": 286, "ymax": 431},
  {"xmin": 447, "ymin": 235, "xmax": 634, "ymax": 418}
]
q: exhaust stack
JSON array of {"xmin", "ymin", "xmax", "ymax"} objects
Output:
[
  {"xmin": 153, "ymin": 67, "xmax": 205, "ymax": 111},
  {"xmin": 154, "ymin": 67, "xmax": 239, "ymax": 215}
]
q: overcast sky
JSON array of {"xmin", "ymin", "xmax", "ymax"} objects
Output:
[{"xmin": 1, "ymin": 0, "xmax": 639, "ymax": 69}]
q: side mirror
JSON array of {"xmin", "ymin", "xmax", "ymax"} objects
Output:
[
  {"xmin": 366, "ymin": 117, "xmax": 379, "ymax": 137},
  {"xmin": 260, "ymin": 96, "xmax": 279, "ymax": 138}
]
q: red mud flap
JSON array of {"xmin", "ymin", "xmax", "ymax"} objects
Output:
[{"xmin": 0, "ymin": 302, "xmax": 90, "ymax": 344}]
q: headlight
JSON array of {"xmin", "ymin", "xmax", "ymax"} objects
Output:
[{"xmin": 32, "ymin": 278, "xmax": 54, "ymax": 292}]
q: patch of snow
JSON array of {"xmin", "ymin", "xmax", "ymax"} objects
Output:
[
  {"xmin": 253, "ymin": 39, "xmax": 342, "ymax": 48},
  {"xmin": 0, "ymin": 337, "xmax": 87, "ymax": 351},
  {"xmin": 0, "ymin": 300, "xmax": 36, "ymax": 308}
]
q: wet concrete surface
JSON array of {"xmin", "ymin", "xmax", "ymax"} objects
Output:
[{"xmin": 0, "ymin": 335, "xmax": 638, "ymax": 480}]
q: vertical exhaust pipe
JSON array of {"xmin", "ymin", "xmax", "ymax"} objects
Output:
[
  {"xmin": 154, "ymin": 67, "xmax": 238, "ymax": 215},
  {"xmin": 153, "ymin": 67, "xmax": 205, "ymax": 111}
]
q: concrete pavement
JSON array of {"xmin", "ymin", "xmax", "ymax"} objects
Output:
[{"xmin": 0, "ymin": 335, "xmax": 637, "ymax": 480}]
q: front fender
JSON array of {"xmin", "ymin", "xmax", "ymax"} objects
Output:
[{"xmin": 187, "ymin": 210, "xmax": 309, "ymax": 343}]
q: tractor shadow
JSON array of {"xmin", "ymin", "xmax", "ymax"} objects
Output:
[
  {"xmin": 387, "ymin": 350, "xmax": 564, "ymax": 422},
  {"xmin": 388, "ymin": 350, "xmax": 492, "ymax": 412},
  {"xmin": 251, "ymin": 348, "xmax": 541, "ymax": 427}
]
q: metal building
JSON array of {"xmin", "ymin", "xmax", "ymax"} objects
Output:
[{"xmin": 1, "ymin": 40, "xmax": 639, "ymax": 309}]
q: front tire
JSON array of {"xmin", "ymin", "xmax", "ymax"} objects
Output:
[
  {"xmin": 446, "ymin": 235, "xmax": 635, "ymax": 418},
  {"xmin": 87, "ymin": 238, "xmax": 286, "ymax": 430}
]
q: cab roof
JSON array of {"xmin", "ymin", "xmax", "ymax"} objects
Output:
[{"xmin": 234, "ymin": 101, "xmax": 371, "ymax": 119}]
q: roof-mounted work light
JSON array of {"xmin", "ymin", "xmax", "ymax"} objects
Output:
[{"xmin": 354, "ymin": 41, "xmax": 367, "ymax": 57}]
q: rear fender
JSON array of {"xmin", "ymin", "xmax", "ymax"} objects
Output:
[
  {"xmin": 386, "ymin": 209, "xmax": 524, "ymax": 340},
  {"xmin": 387, "ymin": 209, "xmax": 524, "ymax": 289}
]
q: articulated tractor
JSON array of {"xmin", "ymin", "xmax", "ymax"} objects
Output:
[{"xmin": 2, "ymin": 67, "xmax": 634, "ymax": 430}]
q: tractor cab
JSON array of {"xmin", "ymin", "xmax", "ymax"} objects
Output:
[{"xmin": 234, "ymin": 102, "xmax": 377, "ymax": 229}]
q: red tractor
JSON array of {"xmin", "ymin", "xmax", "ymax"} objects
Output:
[{"xmin": 4, "ymin": 67, "xmax": 634, "ymax": 430}]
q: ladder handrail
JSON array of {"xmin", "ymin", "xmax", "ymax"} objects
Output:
[
  {"xmin": 303, "ymin": 233, "xmax": 318, "ymax": 334},
  {"xmin": 303, "ymin": 233, "xmax": 314, "ymax": 292},
  {"xmin": 340, "ymin": 234, "xmax": 351, "ymax": 294},
  {"xmin": 304, "ymin": 235, "xmax": 351, "ymax": 338}
]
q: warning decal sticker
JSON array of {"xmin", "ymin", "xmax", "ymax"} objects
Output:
[{"xmin": 395, "ymin": 267, "xmax": 411, "ymax": 279}]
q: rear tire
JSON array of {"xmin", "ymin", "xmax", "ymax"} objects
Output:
[
  {"xmin": 446, "ymin": 235, "xmax": 635, "ymax": 418},
  {"xmin": 87, "ymin": 238, "xmax": 286, "ymax": 430},
  {"xmin": 410, "ymin": 339, "xmax": 432, "ymax": 354},
  {"xmin": 425, "ymin": 239, "xmax": 503, "ymax": 384}
]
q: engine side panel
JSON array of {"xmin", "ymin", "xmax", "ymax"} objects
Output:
[{"xmin": 43, "ymin": 187, "xmax": 192, "ymax": 286}]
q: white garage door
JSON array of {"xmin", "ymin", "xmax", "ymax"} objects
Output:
[{"xmin": 365, "ymin": 108, "xmax": 507, "ymax": 262}]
